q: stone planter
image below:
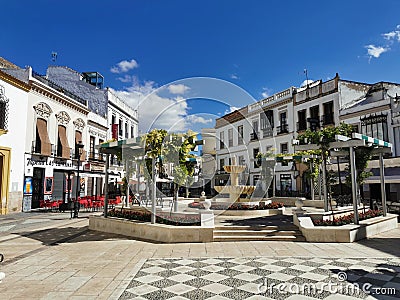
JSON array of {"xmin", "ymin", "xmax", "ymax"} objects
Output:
[
  {"xmin": 294, "ymin": 213, "xmax": 398, "ymax": 242},
  {"xmin": 89, "ymin": 215, "xmax": 214, "ymax": 243}
]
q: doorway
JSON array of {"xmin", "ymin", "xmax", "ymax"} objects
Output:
[{"xmin": 32, "ymin": 167, "xmax": 45, "ymax": 209}]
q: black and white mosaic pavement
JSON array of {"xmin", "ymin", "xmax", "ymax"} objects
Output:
[{"xmin": 119, "ymin": 257, "xmax": 400, "ymax": 300}]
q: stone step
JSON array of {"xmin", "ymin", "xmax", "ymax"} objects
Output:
[
  {"xmin": 213, "ymin": 230, "xmax": 303, "ymax": 237},
  {"xmin": 214, "ymin": 225, "xmax": 299, "ymax": 231},
  {"xmin": 213, "ymin": 235, "xmax": 306, "ymax": 242}
]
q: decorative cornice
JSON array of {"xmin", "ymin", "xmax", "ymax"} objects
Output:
[
  {"xmin": 73, "ymin": 118, "xmax": 85, "ymax": 131},
  {"xmin": 30, "ymin": 80, "xmax": 89, "ymax": 115},
  {"xmin": 55, "ymin": 111, "xmax": 71, "ymax": 126},
  {"xmin": 33, "ymin": 102, "xmax": 52, "ymax": 120}
]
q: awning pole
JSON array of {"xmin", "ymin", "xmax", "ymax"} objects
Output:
[
  {"xmin": 104, "ymin": 154, "xmax": 109, "ymax": 218},
  {"xmin": 349, "ymin": 146, "xmax": 359, "ymax": 225},
  {"xmin": 151, "ymin": 157, "xmax": 156, "ymax": 224},
  {"xmin": 379, "ymin": 153, "xmax": 387, "ymax": 217}
]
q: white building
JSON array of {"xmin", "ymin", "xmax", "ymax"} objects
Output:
[
  {"xmin": 0, "ymin": 61, "xmax": 30, "ymax": 214},
  {"xmin": 200, "ymin": 128, "xmax": 217, "ymax": 195},
  {"xmin": 215, "ymin": 73, "xmax": 400, "ymax": 201},
  {"xmin": 339, "ymin": 81, "xmax": 400, "ymax": 201},
  {"xmin": 215, "ymin": 87, "xmax": 297, "ymax": 196},
  {"xmin": 46, "ymin": 66, "xmax": 139, "ymax": 197}
]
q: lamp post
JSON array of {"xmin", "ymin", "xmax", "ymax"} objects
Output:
[{"xmin": 74, "ymin": 141, "xmax": 84, "ymax": 218}]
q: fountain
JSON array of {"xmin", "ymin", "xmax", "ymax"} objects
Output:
[{"xmin": 214, "ymin": 157, "xmax": 256, "ymax": 202}]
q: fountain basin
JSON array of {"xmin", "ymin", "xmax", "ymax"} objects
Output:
[
  {"xmin": 214, "ymin": 185, "xmax": 256, "ymax": 202},
  {"xmin": 223, "ymin": 165, "xmax": 246, "ymax": 173}
]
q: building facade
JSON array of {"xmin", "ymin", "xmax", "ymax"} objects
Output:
[
  {"xmin": 0, "ymin": 65, "xmax": 30, "ymax": 213},
  {"xmin": 216, "ymin": 74, "xmax": 400, "ymax": 201}
]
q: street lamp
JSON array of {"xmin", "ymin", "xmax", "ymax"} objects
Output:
[{"xmin": 74, "ymin": 141, "xmax": 84, "ymax": 218}]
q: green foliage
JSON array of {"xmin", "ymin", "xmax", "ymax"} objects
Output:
[{"xmin": 140, "ymin": 129, "xmax": 198, "ymax": 189}]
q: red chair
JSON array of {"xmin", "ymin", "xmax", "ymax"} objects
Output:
[{"xmin": 50, "ymin": 201, "xmax": 59, "ymax": 211}]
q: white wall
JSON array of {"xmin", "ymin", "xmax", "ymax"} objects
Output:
[{"xmin": 0, "ymin": 79, "xmax": 29, "ymax": 195}]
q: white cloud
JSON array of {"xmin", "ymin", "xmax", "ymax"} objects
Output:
[
  {"xmin": 365, "ymin": 44, "xmax": 389, "ymax": 60},
  {"xmin": 110, "ymin": 59, "xmax": 139, "ymax": 73},
  {"xmin": 383, "ymin": 25, "xmax": 400, "ymax": 41},
  {"xmin": 261, "ymin": 87, "xmax": 273, "ymax": 98},
  {"xmin": 111, "ymin": 81, "xmax": 189, "ymax": 132},
  {"xmin": 117, "ymin": 75, "xmax": 134, "ymax": 83},
  {"xmin": 186, "ymin": 115, "xmax": 212, "ymax": 125},
  {"xmin": 224, "ymin": 106, "xmax": 239, "ymax": 115},
  {"xmin": 167, "ymin": 84, "xmax": 190, "ymax": 94},
  {"xmin": 230, "ymin": 74, "xmax": 239, "ymax": 79}
]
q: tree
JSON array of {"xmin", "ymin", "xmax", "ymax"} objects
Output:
[{"xmin": 140, "ymin": 129, "xmax": 197, "ymax": 210}]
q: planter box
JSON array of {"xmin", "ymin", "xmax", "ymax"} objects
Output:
[
  {"xmin": 294, "ymin": 213, "xmax": 398, "ymax": 242},
  {"xmin": 89, "ymin": 215, "xmax": 214, "ymax": 243},
  {"xmin": 271, "ymin": 197, "xmax": 336, "ymax": 208}
]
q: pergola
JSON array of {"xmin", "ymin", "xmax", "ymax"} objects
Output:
[
  {"xmin": 98, "ymin": 138, "xmax": 147, "ymax": 218},
  {"xmin": 294, "ymin": 133, "xmax": 392, "ymax": 225}
]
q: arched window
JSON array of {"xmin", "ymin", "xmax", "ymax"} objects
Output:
[{"xmin": 33, "ymin": 102, "xmax": 52, "ymax": 156}]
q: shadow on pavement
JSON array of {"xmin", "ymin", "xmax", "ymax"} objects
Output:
[
  {"xmin": 16, "ymin": 226, "xmax": 130, "ymax": 246},
  {"xmin": 217, "ymin": 214, "xmax": 297, "ymax": 228}
]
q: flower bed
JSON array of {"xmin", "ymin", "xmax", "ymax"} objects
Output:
[
  {"xmin": 188, "ymin": 201, "xmax": 284, "ymax": 210},
  {"xmin": 108, "ymin": 208, "xmax": 201, "ymax": 226},
  {"xmin": 313, "ymin": 210, "xmax": 383, "ymax": 226}
]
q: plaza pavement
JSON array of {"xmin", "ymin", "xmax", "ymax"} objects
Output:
[{"xmin": 0, "ymin": 211, "xmax": 399, "ymax": 299}]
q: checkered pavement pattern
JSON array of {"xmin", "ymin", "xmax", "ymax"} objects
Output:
[{"xmin": 119, "ymin": 257, "xmax": 400, "ymax": 299}]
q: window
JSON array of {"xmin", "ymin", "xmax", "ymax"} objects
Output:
[
  {"xmin": 308, "ymin": 105, "xmax": 320, "ymax": 131},
  {"xmin": 278, "ymin": 112, "xmax": 288, "ymax": 134},
  {"xmin": 297, "ymin": 109, "xmax": 307, "ymax": 131},
  {"xmin": 228, "ymin": 128, "xmax": 233, "ymax": 147},
  {"xmin": 35, "ymin": 118, "xmax": 52, "ymax": 156},
  {"xmin": 253, "ymin": 148, "xmax": 259, "ymax": 168},
  {"xmin": 219, "ymin": 158, "xmax": 225, "ymax": 171},
  {"xmin": 0, "ymin": 86, "xmax": 8, "ymax": 130},
  {"xmin": 280, "ymin": 143, "xmax": 288, "ymax": 154},
  {"xmin": 238, "ymin": 125, "xmax": 244, "ymax": 145},
  {"xmin": 89, "ymin": 136, "xmax": 95, "ymax": 159},
  {"xmin": 219, "ymin": 131, "xmax": 225, "ymax": 149},
  {"xmin": 251, "ymin": 120, "xmax": 259, "ymax": 140},
  {"xmin": 75, "ymin": 131, "xmax": 85, "ymax": 160},
  {"xmin": 57, "ymin": 125, "xmax": 70, "ymax": 159},
  {"xmin": 119, "ymin": 119, "xmax": 123, "ymax": 136},
  {"xmin": 361, "ymin": 114, "xmax": 388, "ymax": 141},
  {"xmin": 322, "ymin": 101, "xmax": 334, "ymax": 125},
  {"xmin": 261, "ymin": 110, "xmax": 273, "ymax": 138}
]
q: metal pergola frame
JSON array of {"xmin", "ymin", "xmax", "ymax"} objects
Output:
[{"xmin": 294, "ymin": 133, "xmax": 392, "ymax": 224}]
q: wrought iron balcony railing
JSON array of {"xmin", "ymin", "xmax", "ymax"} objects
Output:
[{"xmin": 277, "ymin": 124, "xmax": 288, "ymax": 134}]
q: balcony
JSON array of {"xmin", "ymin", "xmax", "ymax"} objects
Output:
[
  {"xmin": 31, "ymin": 141, "xmax": 53, "ymax": 156},
  {"xmin": 88, "ymin": 151, "xmax": 105, "ymax": 162},
  {"xmin": 54, "ymin": 144, "xmax": 72, "ymax": 159},
  {"xmin": 250, "ymin": 131, "xmax": 259, "ymax": 141},
  {"xmin": 277, "ymin": 124, "xmax": 288, "ymax": 135},
  {"xmin": 307, "ymin": 117, "xmax": 320, "ymax": 131},
  {"xmin": 296, "ymin": 122, "xmax": 307, "ymax": 131},
  {"xmin": 261, "ymin": 128, "xmax": 272, "ymax": 138},
  {"xmin": 322, "ymin": 114, "xmax": 334, "ymax": 126}
]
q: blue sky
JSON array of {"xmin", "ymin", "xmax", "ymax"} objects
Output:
[{"xmin": 2, "ymin": 0, "xmax": 400, "ymax": 132}]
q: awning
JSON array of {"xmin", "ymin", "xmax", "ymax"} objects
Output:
[
  {"xmin": 58, "ymin": 125, "xmax": 70, "ymax": 159},
  {"xmin": 364, "ymin": 176, "xmax": 400, "ymax": 184},
  {"xmin": 36, "ymin": 118, "xmax": 51, "ymax": 156},
  {"xmin": 75, "ymin": 131, "xmax": 86, "ymax": 161}
]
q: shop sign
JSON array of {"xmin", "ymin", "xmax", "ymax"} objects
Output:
[{"xmin": 26, "ymin": 156, "xmax": 74, "ymax": 168}]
